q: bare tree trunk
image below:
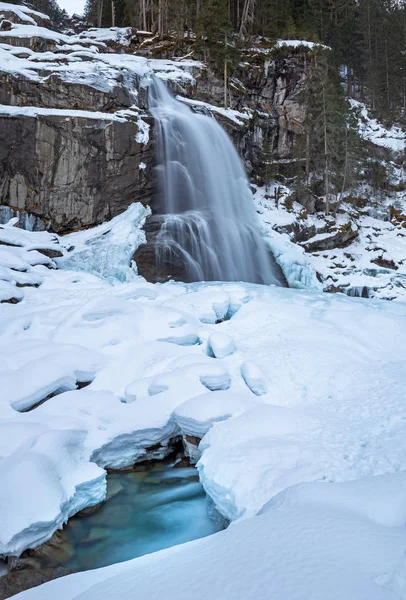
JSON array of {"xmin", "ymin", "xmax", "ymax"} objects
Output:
[
  {"xmin": 97, "ymin": 0, "xmax": 103, "ymax": 27},
  {"xmin": 334, "ymin": 125, "xmax": 348, "ymax": 216},
  {"xmin": 224, "ymin": 34, "xmax": 228, "ymax": 108},
  {"xmin": 322, "ymin": 84, "xmax": 330, "ymax": 215},
  {"xmin": 305, "ymin": 127, "xmax": 310, "ymax": 186},
  {"xmin": 239, "ymin": 0, "xmax": 256, "ymax": 37},
  {"xmin": 158, "ymin": 0, "xmax": 164, "ymax": 38},
  {"xmin": 385, "ymin": 37, "xmax": 390, "ymax": 113},
  {"xmin": 141, "ymin": 0, "xmax": 147, "ymax": 30},
  {"xmin": 111, "ymin": 0, "xmax": 115, "ymax": 27}
]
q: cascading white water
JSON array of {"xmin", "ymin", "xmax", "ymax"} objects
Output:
[{"xmin": 150, "ymin": 77, "xmax": 282, "ymax": 285}]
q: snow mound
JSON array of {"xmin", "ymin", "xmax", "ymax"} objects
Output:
[
  {"xmin": 0, "ymin": 219, "xmax": 63, "ymax": 303},
  {"xmin": 0, "ymin": 429, "xmax": 105, "ymax": 557},
  {"xmin": 275, "ymin": 39, "xmax": 330, "ymax": 51},
  {"xmin": 174, "ymin": 390, "xmax": 257, "ymax": 439},
  {"xmin": 260, "ymin": 470, "xmax": 406, "ymax": 528},
  {"xmin": 207, "ymin": 332, "xmax": 236, "ymax": 358},
  {"xmin": 0, "ymin": 341, "xmax": 104, "ymax": 413}
]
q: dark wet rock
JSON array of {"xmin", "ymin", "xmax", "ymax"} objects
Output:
[
  {"xmin": 105, "ymin": 479, "xmax": 124, "ymax": 501},
  {"xmin": 371, "ymin": 256, "xmax": 398, "ymax": 270},
  {"xmin": 101, "ymin": 502, "xmax": 133, "ymax": 528},
  {"xmin": 185, "ymin": 434, "xmax": 201, "ymax": 447},
  {"xmin": 301, "ymin": 226, "xmax": 359, "ymax": 252},
  {"xmin": 75, "ymin": 501, "xmax": 104, "ymax": 517},
  {"xmin": 179, "ymin": 54, "xmax": 308, "ymax": 179},
  {"xmin": 32, "ymin": 247, "xmax": 64, "ymax": 259},
  {"xmin": 0, "ymin": 20, "xmax": 12, "ymax": 31},
  {"xmin": 0, "ymin": 296, "xmax": 20, "ymax": 304},
  {"xmin": 0, "ymin": 566, "xmax": 71, "ymax": 600},
  {"xmin": 26, "ymin": 530, "xmax": 76, "ymax": 564},
  {"xmin": 82, "ymin": 527, "xmax": 110, "ymax": 545}
]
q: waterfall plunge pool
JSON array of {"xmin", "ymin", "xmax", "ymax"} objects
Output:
[{"xmin": 27, "ymin": 461, "xmax": 223, "ymax": 573}]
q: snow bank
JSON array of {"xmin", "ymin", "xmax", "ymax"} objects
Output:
[
  {"xmin": 253, "ymin": 184, "xmax": 406, "ymax": 301},
  {"xmin": 13, "ymin": 471, "xmax": 406, "ymax": 600},
  {"xmin": 0, "ymin": 103, "xmax": 133, "ymax": 121},
  {"xmin": 72, "ymin": 27, "xmax": 132, "ymax": 46},
  {"xmin": 0, "ymin": 218, "xmax": 64, "ymax": 304},
  {"xmin": 0, "ymin": 430, "xmax": 105, "ymax": 557}
]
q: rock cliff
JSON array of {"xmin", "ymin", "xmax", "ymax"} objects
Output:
[{"xmin": 0, "ymin": 7, "xmax": 309, "ymax": 234}]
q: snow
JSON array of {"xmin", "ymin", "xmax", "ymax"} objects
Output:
[
  {"xmin": 1, "ymin": 19, "xmax": 406, "ymax": 594},
  {"xmin": 73, "ymin": 27, "xmax": 132, "ymax": 46},
  {"xmin": 0, "ymin": 341, "xmax": 104, "ymax": 412},
  {"xmin": 207, "ymin": 331, "xmax": 236, "ymax": 358},
  {"xmin": 0, "ymin": 213, "xmax": 405, "ymax": 598},
  {"xmin": 0, "ymin": 279, "xmax": 24, "ymax": 303},
  {"xmin": 174, "ymin": 390, "xmax": 257, "ymax": 440},
  {"xmin": 13, "ymin": 471, "xmax": 406, "ymax": 600},
  {"xmin": 275, "ymin": 39, "xmax": 329, "ymax": 51},
  {"xmin": 0, "ymin": 229, "xmax": 405, "ymax": 558},
  {"xmin": 135, "ymin": 116, "xmax": 150, "ymax": 144},
  {"xmin": 0, "ymin": 430, "xmax": 106, "ymax": 557},
  {"xmin": 58, "ymin": 202, "xmax": 150, "ymax": 282},
  {"xmin": 0, "ymin": 103, "xmax": 130, "ymax": 121},
  {"xmin": 0, "ymin": 25, "xmax": 200, "ymax": 98},
  {"xmin": 349, "ymin": 99, "xmax": 405, "ymax": 153},
  {"xmin": 0, "ymin": 23, "xmax": 67, "ymax": 43},
  {"xmin": 0, "ymin": 2, "xmax": 50, "ymax": 25},
  {"xmin": 150, "ymin": 58, "xmax": 202, "ymax": 83},
  {"xmin": 253, "ymin": 184, "xmax": 406, "ymax": 300},
  {"xmin": 177, "ymin": 95, "xmax": 252, "ymax": 126}
]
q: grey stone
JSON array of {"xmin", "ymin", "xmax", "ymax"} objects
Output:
[{"xmin": 0, "ymin": 113, "xmax": 153, "ymax": 233}]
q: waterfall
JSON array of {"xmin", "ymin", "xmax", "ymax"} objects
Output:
[{"xmin": 149, "ymin": 77, "xmax": 282, "ymax": 286}]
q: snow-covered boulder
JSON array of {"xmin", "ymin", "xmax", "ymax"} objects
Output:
[{"xmin": 174, "ymin": 390, "xmax": 257, "ymax": 461}]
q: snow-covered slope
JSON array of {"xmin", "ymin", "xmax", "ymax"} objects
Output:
[
  {"xmin": 1, "ymin": 213, "xmax": 406, "ymax": 566},
  {"xmin": 255, "ymin": 183, "xmax": 406, "ymax": 301},
  {"xmin": 13, "ymin": 472, "xmax": 406, "ymax": 600}
]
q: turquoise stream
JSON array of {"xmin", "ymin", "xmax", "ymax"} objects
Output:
[{"xmin": 36, "ymin": 461, "xmax": 223, "ymax": 573}]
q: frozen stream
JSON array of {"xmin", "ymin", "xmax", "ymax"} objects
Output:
[{"xmin": 32, "ymin": 462, "xmax": 223, "ymax": 573}]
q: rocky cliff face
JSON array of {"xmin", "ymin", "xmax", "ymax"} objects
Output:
[
  {"xmin": 0, "ymin": 112, "xmax": 152, "ymax": 232},
  {"xmin": 187, "ymin": 53, "xmax": 307, "ymax": 179},
  {"xmin": 0, "ymin": 8, "xmax": 157, "ymax": 232},
  {"xmin": 0, "ymin": 8, "xmax": 309, "ymax": 235}
]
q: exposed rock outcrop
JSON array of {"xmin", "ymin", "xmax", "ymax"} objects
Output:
[
  {"xmin": 0, "ymin": 112, "xmax": 153, "ymax": 232},
  {"xmin": 178, "ymin": 53, "xmax": 308, "ymax": 179}
]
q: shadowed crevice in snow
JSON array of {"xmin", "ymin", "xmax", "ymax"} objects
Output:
[{"xmin": 21, "ymin": 380, "xmax": 94, "ymax": 413}]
